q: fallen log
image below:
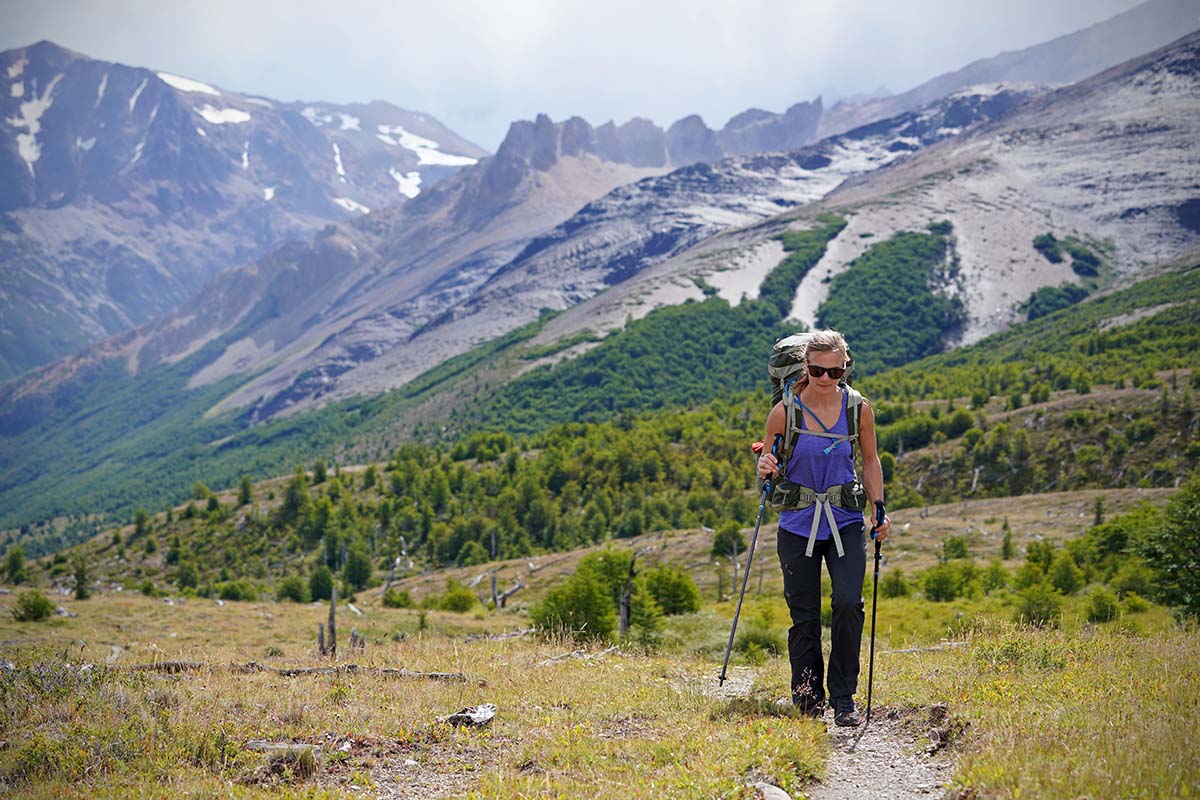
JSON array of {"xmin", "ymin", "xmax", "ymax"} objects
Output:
[
  {"xmin": 231, "ymin": 662, "xmax": 467, "ymax": 681},
  {"xmin": 131, "ymin": 661, "xmax": 205, "ymax": 673},
  {"xmin": 128, "ymin": 661, "xmax": 465, "ymax": 681}
]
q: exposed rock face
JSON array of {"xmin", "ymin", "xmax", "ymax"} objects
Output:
[
  {"xmin": 0, "ymin": 40, "xmax": 487, "ymax": 379},
  {"xmin": 665, "ymin": 114, "xmax": 724, "ymax": 165},
  {"xmin": 718, "ymin": 99, "xmax": 823, "ymax": 156},
  {"xmin": 174, "ymin": 85, "xmax": 1038, "ymax": 420},
  {"xmin": 0, "ymin": 112, "xmax": 670, "ymax": 430}
]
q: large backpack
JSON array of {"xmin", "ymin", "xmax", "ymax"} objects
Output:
[{"xmin": 766, "ymin": 333, "xmax": 865, "ymax": 470}]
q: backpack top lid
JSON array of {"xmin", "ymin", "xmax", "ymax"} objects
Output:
[{"xmin": 768, "ymin": 333, "xmax": 813, "ymax": 407}]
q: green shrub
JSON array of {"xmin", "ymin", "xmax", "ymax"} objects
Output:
[
  {"xmin": 1049, "ymin": 551, "xmax": 1084, "ymax": 595},
  {"xmin": 923, "ymin": 564, "xmax": 960, "ymax": 602},
  {"xmin": 1013, "ymin": 582, "xmax": 1062, "ymax": 627},
  {"xmin": 642, "ymin": 565, "xmax": 701, "ymax": 616},
  {"xmin": 434, "ymin": 579, "xmax": 477, "ymax": 613},
  {"xmin": 1139, "ymin": 472, "xmax": 1200, "ymax": 617},
  {"xmin": 531, "ymin": 569, "xmax": 616, "ymax": 641},
  {"xmin": 735, "ymin": 618, "xmax": 784, "ymax": 658},
  {"xmin": 711, "ymin": 520, "xmax": 745, "ymax": 559},
  {"xmin": 1086, "ymin": 586, "xmax": 1120, "ymax": 623},
  {"xmin": 4, "ymin": 544, "xmax": 27, "ymax": 584},
  {"xmin": 217, "ymin": 580, "xmax": 258, "ymax": 602},
  {"xmin": 942, "ymin": 535, "xmax": 970, "ymax": 561},
  {"xmin": 309, "ymin": 565, "xmax": 333, "ymax": 601},
  {"xmin": 382, "ymin": 587, "xmax": 413, "ymax": 608},
  {"xmin": 1122, "ymin": 591, "xmax": 1150, "ymax": 614},
  {"xmin": 880, "ymin": 569, "xmax": 910, "ymax": 598},
  {"xmin": 275, "ymin": 575, "xmax": 310, "ymax": 603},
  {"xmin": 12, "ymin": 589, "xmax": 55, "ymax": 621},
  {"xmin": 981, "ymin": 560, "xmax": 1009, "ymax": 594}
]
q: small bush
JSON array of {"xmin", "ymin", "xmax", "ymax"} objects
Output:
[
  {"xmin": 923, "ymin": 564, "xmax": 960, "ymax": 602},
  {"xmin": 735, "ymin": 618, "xmax": 784, "ymax": 658},
  {"xmin": 880, "ymin": 569, "xmax": 911, "ymax": 598},
  {"xmin": 217, "ymin": 580, "xmax": 259, "ymax": 602},
  {"xmin": 642, "ymin": 565, "xmax": 701, "ymax": 615},
  {"xmin": 1122, "ymin": 591, "xmax": 1150, "ymax": 614},
  {"xmin": 12, "ymin": 589, "xmax": 55, "ymax": 621},
  {"xmin": 382, "ymin": 587, "xmax": 413, "ymax": 608},
  {"xmin": 942, "ymin": 536, "xmax": 970, "ymax": 561},
  {"xmin": 1049, "ymin": 551, "xmax": 1084, "ymax": 595},
  {"xmin": 1013, "ymin": 582, "xmax": 1062, "ymax": 627},
  {"xmin": 1086, "ymin": 586, "xmax": 1120, "ymax": 623},
  {"xmin": 275, "ymin": 575, "xmax": 310, "ymax": 603},
  {"xmin": 531, "ymin": 569, "xmax": 616, "ymax": 641},
  {"xmin": 434, "ymin": 579, "xmax": 477, "ymax": 613},
  {"xmin": 309, "ymin": 565, "xmax": 333, "ymax": 601}
]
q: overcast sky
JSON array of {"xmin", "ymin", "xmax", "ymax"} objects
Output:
[{"xmin": 3, "ymin": 0, "xmax": 1146, "ymax": 150}]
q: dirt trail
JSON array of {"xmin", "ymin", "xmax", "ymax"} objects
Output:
[
  {"xmin": 701, "ymin": 672, "xmax": 956, "ymax": 800},
  {"xmin": 804, "ymin": 706, "xmax": 954, "ymax": 800}
]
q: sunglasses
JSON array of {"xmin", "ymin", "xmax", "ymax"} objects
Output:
[{"xmin": 807, "ymin": 364, "xmax": 846, "ymax": 379}]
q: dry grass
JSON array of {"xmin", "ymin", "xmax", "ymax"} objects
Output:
[{"xmin": 1, "ymin": 489, "xmax": 1196, "ymax": 800}]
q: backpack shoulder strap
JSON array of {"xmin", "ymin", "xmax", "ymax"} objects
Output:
[{"xmin": 844, "ymin": 386, "xmax": 864, "ymax": 461}]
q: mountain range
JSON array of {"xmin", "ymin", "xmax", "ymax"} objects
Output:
[{"xmin": 1, "ymin": 1, "xmax": 1199, "ymax": 538}]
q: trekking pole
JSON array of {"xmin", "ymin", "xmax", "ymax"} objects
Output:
[
  {"xmin": 719, "ymin": 433, "xmax": 783, "ymax": 686},
  {"xmin": 865, "ymin": 501, "xmax": 886, "ymax": 722}
]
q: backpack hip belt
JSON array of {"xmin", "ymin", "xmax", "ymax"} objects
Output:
[{"xmin": 770, "ymin": 479, "xmax": 866, "ymax": 558}]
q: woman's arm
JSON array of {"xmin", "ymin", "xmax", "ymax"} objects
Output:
[{"xmin": 858, "ymin": 401, "xmax": 892, "ymax": 541}]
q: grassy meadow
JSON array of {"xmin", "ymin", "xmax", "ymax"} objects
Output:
[{"xmin": 2, "ymin": 489, "xmax": 1197, "ymax": 799}]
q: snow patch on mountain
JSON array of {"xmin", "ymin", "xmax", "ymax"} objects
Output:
[
  {"xmin": 703, "ymin": 239, "xmax": 787, "ymax": 305},
  {"xmin": 332, "ymin": 142, "xmax": 346, "ymax": 181},
  {"xmin": 9, "ymin": 82, "xmax": 21, "ymax": 98},
  {"xmin": 6, "ymin": 56, "xmax": 25, "ymax": 79},
  {"xmin": 76, "ymin": 136, "xmax": 96, "ymax": 151},
  {"xmin": 156, "ymin": 71, "xmax": 220, "ymax": 96},
  {"xmin": 376, "ymin": 123, "xmax": 478, "ymax": 166},
  {"xmin": 241, "ymin": 141, "xmax": 249, "ymax": 170},
  {"xmin": 263, "ymin": 186, "xmax": 276, "ymax": 201},
  {"xmin": 338, "ymin": 113, "xmax": 360, "ymax": 131},
  {"xmin": 196, "ymin": 105, "xmax": 250, "ymax": 124},
  {"xmin": 95, "ymin": 73, "xmax": 107, "ymax": 107},
  {"xmin": 9, "ymin": 73, "xmax": 63, "ymax": 176},
  {"xmin": 128, "ymin": 78, "xmax": 147, "ymax": 112},
  {"xmin": 389, "ymin": 168, "xmax": 421, "ymax": 198},
  {"xmin": 333, "ymin": 196, "xmax": 369, "ymax": 213},
  {"xmin": 303, "ymin": 107, "xmax": 334, "ymax": 126}
]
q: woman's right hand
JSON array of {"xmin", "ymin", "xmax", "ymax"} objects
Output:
[{"xmin": 757, "ymin": 453, "xmax": 779, "ymax": 479}]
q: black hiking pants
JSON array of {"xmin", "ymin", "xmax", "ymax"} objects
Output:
[{"xmin": 777, "ymin": 522, "xmax": 866, "ymax": 708}]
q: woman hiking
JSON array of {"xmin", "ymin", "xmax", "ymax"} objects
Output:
[{"xmin": 756, "ymin": 329, "xmax": 891, "ymax": 727}]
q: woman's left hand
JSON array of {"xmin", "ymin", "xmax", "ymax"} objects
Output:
[{"xmin": 871, "ymin": 515, "xmax": 891, "ymax": 543}]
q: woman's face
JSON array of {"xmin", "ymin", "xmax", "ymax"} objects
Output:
[{"xmin": 806, "ymin": 349, "xmax": 847, "ymax": 388}]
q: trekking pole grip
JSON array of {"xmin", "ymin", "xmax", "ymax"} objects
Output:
[
  {"xmin": 765, "ymin": 433, "xmax": 784, "ymax": 494},
  {"xmin": 870, "ymin": 500, "xmax": 886, "ymax": 540}
]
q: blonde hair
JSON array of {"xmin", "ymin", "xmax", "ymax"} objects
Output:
[{"xmin": 804, "ymin": 329, "xmax": 849, "ymax": 364}]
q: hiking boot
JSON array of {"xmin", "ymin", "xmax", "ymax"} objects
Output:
[{"xmin": 832, "ymin": 696, "xmax": 861, "ymax": 727}]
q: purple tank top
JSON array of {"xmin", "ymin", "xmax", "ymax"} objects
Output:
[{"xmin": 778, "ymin": 390, "xmax": 862, "ymax": 540}]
